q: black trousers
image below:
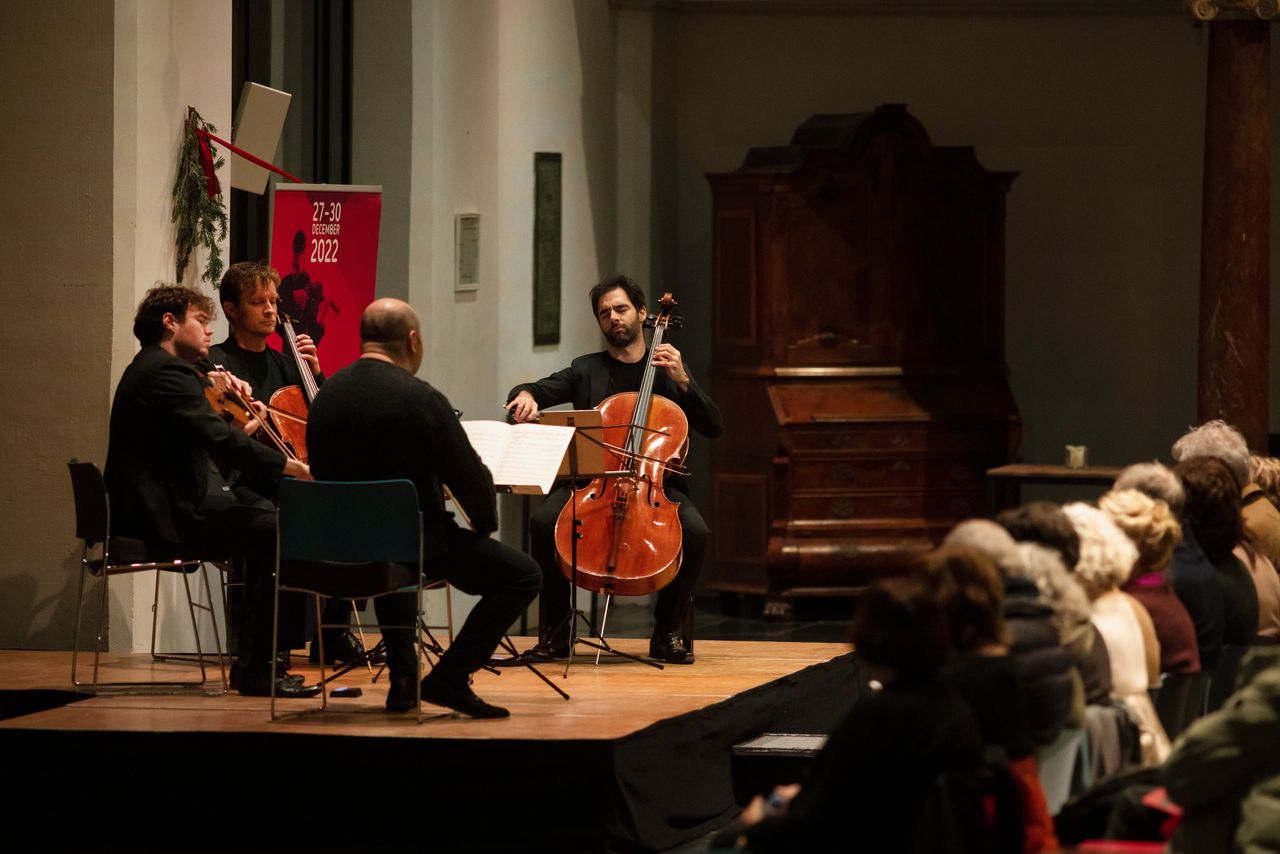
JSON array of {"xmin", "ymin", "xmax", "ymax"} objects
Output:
[
  {"xmin": 529, "ymin": 485, "xmax": 708, "ymax": 642},
  {"xmin": 181, "ymin": 498, "xmax": 303, "ymax": 671},
  {"xmin": 376, "ymin": 525, "xmax": 541, "ymax": 682}
]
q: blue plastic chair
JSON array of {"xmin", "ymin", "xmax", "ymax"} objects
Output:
[{"xmin": 272, "ymin": 479, "xmax": 427, "ymax": 721}]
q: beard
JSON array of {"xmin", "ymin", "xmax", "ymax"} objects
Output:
[{"xmin": 605, "ymin": 320, "xmax": 640, "ymax": 348}]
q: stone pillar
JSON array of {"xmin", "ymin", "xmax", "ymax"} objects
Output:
[{"xmin": 1189, "ymin": 1, "xmax": 1275, "ymax": 450}]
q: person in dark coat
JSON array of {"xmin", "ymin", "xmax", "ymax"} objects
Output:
[
  {"xmin": 731, "ymin": 575, "xmax": 986, "ymax": 853},
  {"xmin": 104, "ymin": 285, "xmax": 316, "ymax": 698},
  {"xmin": 944, "ymin": 519, "xmax": 1074, "ymax": 747}
]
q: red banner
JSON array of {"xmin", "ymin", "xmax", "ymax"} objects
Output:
[{"xmin": 269, "ymin": 184, "xmax": 382, "ymax": 373}]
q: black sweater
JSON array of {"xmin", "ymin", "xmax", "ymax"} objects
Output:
[{"xmin": 307, "ymin": 359, "xmax": 496, "ymax": 554}]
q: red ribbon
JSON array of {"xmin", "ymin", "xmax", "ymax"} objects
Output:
[
  {"xmin": 195, "ymin": 128, "xmax": 304, "ymax": 198},
  {"xmin": 196, "ymin": 131, "xmax": 220, "ymax": 198}
]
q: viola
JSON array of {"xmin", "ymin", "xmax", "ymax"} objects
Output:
[
  {"xmin": 552, "ymin": 293, "xmax": 689, "ymax": 597},
  {"xmin": 201, "ymin": 367, "xmax": 301, "ymax": 461},
  {"xmin": 266, "ymin": 316, "xmax": 319, "ymax": 464}
]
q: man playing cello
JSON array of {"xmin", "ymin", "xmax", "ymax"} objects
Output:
[
  {"xmin": 506, "ymin": 275, "xmax": 723, "ymax": 664},
  {"xmin": 207, "ymin": 261, "xmax": 367, "ymax": 666}
]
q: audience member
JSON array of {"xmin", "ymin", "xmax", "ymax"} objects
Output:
[
  {"xmin": 1164, "ymin": 648, "xmax": 1280, "ymax": 854},
  {"xmin": 1063, "ymin": 502, "xmax": 1171, "ymax": 764},
  {"xmin": 1114, "ymin": 461, "xmax": 1186, "ymax": 516},
  {"xmin": 1250, "ymin": 455, "xmax": 1280, "ymax": 511},
  {"xmin": 735, "ymin": 576, "xmax": 985, "ymax": 853},
  {"xmin": 1100, "ymin": 489, "xmax": 1200, "ymax": 675},
  {"xmin": 944, "ymin": 520, "xmax": 1073, "ymax": 746},
  {"xmin": 1173, "ymin": 419, "xmax": 1280, "ymax": 570},
  {"xmin": 997, "ymin": 500, "xmax": 1081, "ymax": 571},
  {"xmin": 1015, "ymin": 541, "xmax": 1111, "ymax": 720},
  {"xmin": 1177, "ymin": 457, "xmax": 1260, "ymax": 647},
  {"xmin": 998, "ymin": 503, "xmax": 1111, "ymax": 722},
  {"xmin": 927, "ymin": 547, "xmax": 1058, "ymax": 853}
]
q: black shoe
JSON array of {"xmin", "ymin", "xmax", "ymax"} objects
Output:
[
  {"xmin": 230, "ymin": 658, "xmax": 302, "ymax": 690},
  {"xmin": 309, "ymin": 631, "xmax": 367, "ymax": 665},
  {"xmin": 420, "ymin": 672, "xmax": 509, "ymax": 718},
  {"xmin": 385, "ymin": 675, "xmax": 418, "ymax": 712},
  {"xmin": 649, "ymin": 632, "xmax": 694, "ymax": 664},
  {"xmin": 237, "ymin": 667, "xmax": 323, "ymax": 699},
  {"xmin": 502, "ymin": 639, "xmax": 571, "ymax": 666}
]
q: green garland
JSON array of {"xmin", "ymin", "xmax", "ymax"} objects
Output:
[{"xmin": 171, "ymin": 106, "xmax": 228, "ymax": 286}]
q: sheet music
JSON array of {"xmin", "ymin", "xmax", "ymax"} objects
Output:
[{"xmin": 460, "ymin": 420, "xmax": 575, "ymax": 495}]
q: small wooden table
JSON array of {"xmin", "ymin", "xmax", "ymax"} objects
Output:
[{"xmin": 986, "ymin": 463, "xmax": 1123, "ymax": 513}]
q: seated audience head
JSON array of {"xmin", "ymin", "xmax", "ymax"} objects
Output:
[
  {"xmin": 1250, "ymin": 455, "xmax": 1280, "ymax": 511},
  {"xmin": 942, "ymin": 519, "xmax": 1020, "ymax": 577},
  {"xmin": 1098, "ymin": 489, "xmax": 1182, "ymax": 574},
  {"xmin": 850, "ymin": 575, "xmax": 952, "ymax": 682},
  {"xmin": 1114, "ymin": 462, "xmax": 1186, "ymax": 517},
  {"xmin": 922, "ymin": 546, "xmax": 1008, "ymax": 654},
  {"xmin": 132, "ymin": 284, "xmax": 217, "ymax": 361},
  {"xmin": 359, "ymin": 298, "xmax": 423, "ymax": 373},
  {"xmin": 1013, "ymin": 541, "xmax": 1092, "ymax": 634},
  {"xmin": 995, "ymin": 501, "xmax": 1081, "ymax": 571},
  {"xmin": 1172, "ymin": 419, "xmax": 1251, "ymax": 490},
  {"xmin": 1062, "ymin": 502, "xmax": 1140, "ymax": 600},
  {"xmin": 1175, "ymin": 456, "xmax": 1244, "ymax": 563}
]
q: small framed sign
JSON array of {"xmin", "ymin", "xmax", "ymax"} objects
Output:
[{"xmin": 455, "ymin": 212, "xmax": 480, "ymax": 292}]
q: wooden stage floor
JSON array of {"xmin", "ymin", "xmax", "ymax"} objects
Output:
[
  {"xmin": 0, "ymin": 638, "xmax": 859, "ymax": 852},
  {"xmin": 0, "ymin": 638, "xmax": 849, "ymax": 738}
]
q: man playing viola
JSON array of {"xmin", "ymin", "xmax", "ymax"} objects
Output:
[
  {"xmin": 105, "ymin": 285, "xmax": 318, "ymax": 698},
  {"xmin": 506, "ymin": 275, "xmax": 723, "ymax": 664}
]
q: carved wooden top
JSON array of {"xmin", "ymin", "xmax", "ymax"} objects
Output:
[{"xmin": 1187, "ymin": 0, "xmax": 1280, "ymax": 20}]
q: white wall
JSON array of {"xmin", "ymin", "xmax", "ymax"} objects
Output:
[
  {"xmin": 116, "ymin": 0, "xmax": 232, "ymax": 652},
  {"xmin": 0, "ymin": 1, "xmax": 230, "ymax": 653},
  {"xmin": 349, "ymin": 0, "xmax": 619, "ymax": 625},
  {"xmin": 0, "ymin": 2, "xmax": 117, "ymax": 650}
]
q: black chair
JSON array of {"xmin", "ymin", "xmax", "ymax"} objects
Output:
[
  {"xmin": 272, "ymin": 478, "xmax": 429, "ymax": 721},
  {"xmin": 1153, "ymin": 671, "xmax": 1211, "ymax": 740},
  {"xmin": 67, "ymin": 460, "xmax": 227, "ymax": 694}
]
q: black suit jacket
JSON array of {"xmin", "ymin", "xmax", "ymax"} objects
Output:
[
  {"xmin": 104, "ymin": 346, "xmax": 287, "ymax": 544},
  {"xmin": 506, "ymin": 351, "xmax": 723, "ymax": 439}
]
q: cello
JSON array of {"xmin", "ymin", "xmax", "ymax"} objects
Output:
[
  {"xmin": 263, "ymin": 315, "xmax": 319, "ymax": 463},
  {"xmin": 552, "ymin": 293, "xmax": 689, "ymax": 597}
]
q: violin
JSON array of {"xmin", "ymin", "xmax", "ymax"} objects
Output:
[
  {"xmin": 265, "ymin": 316, "xmax": 319, "ymax": 463},
  {"xmin": 552, "ymin": 293, "xmax": 689, "ymax": 596},
  {"xmin": 200, "ymin": 367, "xmax": 302, "ymax": 461}
]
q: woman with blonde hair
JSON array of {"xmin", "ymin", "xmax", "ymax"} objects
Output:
[
  {"xmin": 1062, "ymin": 502, "xmax": 1171, "ymax": 764},
  {"xmin": 1099, "ymin": 489, "xmax": 1200, "ymax": 675}
]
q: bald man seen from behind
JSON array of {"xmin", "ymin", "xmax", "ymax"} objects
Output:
[{"xmin": 306, "ymin": 298, "xmax": 541, "ymax": 717}]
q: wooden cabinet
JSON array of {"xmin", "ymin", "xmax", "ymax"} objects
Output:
[{"xmin": 707, "ymin": 106, "xmax": 1020, "ymax": 614}]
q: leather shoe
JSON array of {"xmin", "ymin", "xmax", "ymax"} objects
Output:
[
  {"xmin": 649, "ymin": 632, "xmax": 694, "ymax": 664},
  {"xmin": 309, "ymin": 631, "xmax": 368, "ymax": 665},
  {"xmin": 420, "ymin": 672, "xmax": 509, "ymax": 718},
  {"xmin": 236, "ymin": 667, "xmax": 322, "ymax": 699},
  {"xmin": 385, "ymin": 674, "xmax": 418, "ymax": 712},
  {"xmin": 495, "ymin": 638, "xmax": 570, "ymax": 667}
]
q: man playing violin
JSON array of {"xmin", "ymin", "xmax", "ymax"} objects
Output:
[
  {"xmin": 307, "ymin": 298, "xmax": 541, "ymax": 717},
  {"xmin": 105, "ymin": 285, "xmax": 318, "ymax": 698},
  {"xmin": 506, "ymin": 275, "xmax": 723, "ymax": 664},
  {"xmin": 207, "ymin": 261, "xmax": 368, "ymax": 667}
]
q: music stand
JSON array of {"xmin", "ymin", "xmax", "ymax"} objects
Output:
[{"xmin": 539, "ymin": 410, "xmax": 664, "ymax": 674}]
